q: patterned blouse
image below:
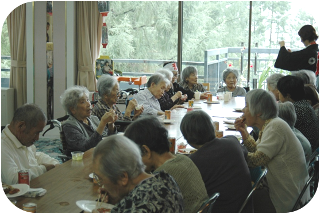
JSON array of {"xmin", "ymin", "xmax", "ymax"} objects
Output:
[
  {"xmin": 158, "ymin": 92, "xmax": 179, "ymax": 111},
  {"xmin": 92, "ymin": 99, "xmax": 131, "ymax": 121},
  {"xmin": 293, "ymin": 100, "xmax": 319, "ymax": 152},
  {"xmin": 216, "ymin": 86, "xmax": 246, "ymax": 97},
  {"xmin": 178, "ymin": 81, "xmax": 206, "ymax": 92},
  {"xmin": 111, "ymin": 171, "xmax": 184, "ymax": 213}
]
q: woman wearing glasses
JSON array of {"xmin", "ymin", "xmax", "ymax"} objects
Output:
[{"xmin": 217, "ymin": 68, "xmax": 246, "ymax": 97}]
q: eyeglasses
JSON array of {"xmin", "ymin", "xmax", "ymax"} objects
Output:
[{"xmin": 93, "ymin": 173, "xmax": 102, "ymax": 186}]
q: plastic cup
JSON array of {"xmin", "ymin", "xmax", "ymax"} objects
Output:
[{"xmin": 71, "ymin": 151, "xmax": 84, "ymax": 161}]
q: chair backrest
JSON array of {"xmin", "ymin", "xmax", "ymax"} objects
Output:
[
  {"xmin": 291, "ymin": 165, "xmax": 316, "ymax": 211},
  {"xmin": 238, "ymin": 168, "xmax": 268, "ymax": 213},
  {"xmin": 197, "ymin": 192, "xmax": 220, "ymax": 213},
  {"xmin": 202, "ymin": 83, "xmax": 210, "ymax": 91}
]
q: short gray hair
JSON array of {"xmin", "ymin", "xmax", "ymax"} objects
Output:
[
  {"xmin": 97, "ymin": 75, "xmax": 118, "ymax": 97},
  {"xmin": 292, "ymin": 70, "xmax": 316, "ymax": 86},
  {"xmin": 266, "ymin": 73, "xmax": 285, "ymax": 90},
  {"xmin": 278, "ymin": 102, "xmax": 296, "ymax": 128},
  {"xmin": 181, "ymin": 66, "xmax": 197, "ymax": 82},
  {"xmin": 146, "ymin": 73, "xmax": 170, "ymax": 87},
  {"xmin": 180, "ymin": 110, "xmax": 216, "ymax": 145},
  {"xmin": 222, "ymin": 68, "xmax": 239, "ymax": 82},
  {"xmin": 156, "ymin": 68, "xmax": 173, "ymax": 81},
  {"xmin": 60, "ymin": 85, "xmax": 89, "ymax": 115},
  {"xmin": 246, "ymin": 89, "xmax": 278, "ymax": 120},
  {"xmin": 12, "ymin": 103, "xmax": 47, "ymax": 130},
  {"xmin": 93, "ymin": 135, "xmax": 145, "ymax": 184}
]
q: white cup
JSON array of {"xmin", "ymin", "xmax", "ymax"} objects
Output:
[
  {"xmin": 224, "ymin": 93, "xmax": 230, "ymax": 101},
  {"xmin": 226, "ymin": 92, "xmax": 232, "ymax": 99},
  {"xmin": 195, "ymin": 92, "xmax": 201, "ymax": 100}
]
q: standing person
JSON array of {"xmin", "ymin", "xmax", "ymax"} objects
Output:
[
  {"xmin": 1, "ymin": 104, "xmax": 60, "ymax": 185},
  {"xmin": 234, "ymin": 89, "xmax": 310, "ymax": 212},
  {"xmin": 266, "ymin": 73, "xmax": 285, "ymax": 101},
  {"xmin": 217, "ymin": 68, "xmax": 246, "ymax": 97},
  {"xmin": 275, "ymin": 25, "xmax": 318, "ymax": 73},
  {"xmin": 180, "ymin": 110, "xmax": 253, "ymax": 213}
]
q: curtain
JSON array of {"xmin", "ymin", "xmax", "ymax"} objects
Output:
[
  {"xmin": 76, "ymin": 1, "xmax": 102, "ymax": 92},
  {"xmin": 7, "ymin": 3, "xmax": 27, "ymax": 110}
]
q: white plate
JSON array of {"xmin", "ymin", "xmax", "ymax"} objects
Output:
[
  {"xmin": 225, "ymin": 125, "xmax": 236, "ymax": 130},
  {"xmin": 5, "ymin": 184, "xmax": 30, "ymax": 198},
  {"xmin": 225, "ymin": 117, "xmax": 238, "ymax": 120},
  {"xmin": 233, "ymin": 108, "xmax": 243, "ymax": 112},
  {"xmin": 184, "ymin": 106, "xmax": 202, "ymax": 109},
  {"xmin": 76, "ymin": 200, "xmax": 114, "ymax": 213},
  {"xmin": 223, "ymin": 120, "xmax": 235, "ymax": 125},
  {"xmin": 204, "ymin": 101, "xmax": 220, "ymax": 104},
  {"xmin": 163, "ymin": 119, "xmax": 174, "ymax": 124}
]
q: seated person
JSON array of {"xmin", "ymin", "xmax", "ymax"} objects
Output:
[
  {"xmin": 92, "ymin": 135, "xmax": 184, "ymax": 212},
  {"xmin": 1, "ymin": 104, "xmax": 59, "ymax": 185},
  {"xmin": 179, "ymin": 66, "xmax": 206, "ymax": 92},
  {"xmin": 266, "ymin": 73, "xmax": 284, "ymax": 101},
  {"xmin": 60, "ymin": 85, "xmax": 117, "ymax": 155},
  {"xmin": 234, "ymin": 89, "xmax": 310, "ymax": 212},
  {"xmin": 278, "ymin": 102, "xmax": 312, "ymax": 163},
  {"xmin": 217, "ymin": 68, "xmax": 246, "ymax": 97},
  {"xmin": 92, "ymin": 75, "xmax": 144, "ymax": 129},
  {"xmin": 163, "ymin": 62, "xmax": 207, "ymax": 101},
  {"xmin": 124, "ymin": 116, "xmax": 208, "ymax": 213},
  {"xmin": 133, "ymin": 73, "xmax": 170, "ymax": 115},
  {"xmin": 156, "ymin": 68, "xmax": 186, "ymax": 111},
  {"xmin": 304, "ymin": 83, "xmax": 319, "ymax": 119},
  {"xmin": 180, "ymin": 110, "xmax": 253, "ymax": 213},
  {"xmin": 277, "ymin": 75, "xmax": 319, "ymax": 152}
]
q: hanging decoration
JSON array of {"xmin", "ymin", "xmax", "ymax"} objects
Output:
[{"xmin": 98, "ymin": 1, "xmax": 110, "ymax": 48}]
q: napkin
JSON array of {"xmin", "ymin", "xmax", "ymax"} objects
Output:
[{"xmin": 23, "ymin": 188, "xmax": 47, "ymax": 198}]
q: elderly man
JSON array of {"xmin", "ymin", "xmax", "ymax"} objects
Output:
[
  {"xmin": 266, "ymin": 73, "xmax": 284, "ymax": 101},
  {"xmin": 1, "ymin": 104, "xmax": 59, "ymax": 185}
]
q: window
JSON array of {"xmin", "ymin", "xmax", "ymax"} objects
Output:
[{"xmin": 1, "ymin": 19, "xmax": 10, "ymax": 88}]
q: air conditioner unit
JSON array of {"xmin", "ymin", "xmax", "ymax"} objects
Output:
[{"xmin": 1, "ymin": 88, "xmax": 14, "ymax": 127}]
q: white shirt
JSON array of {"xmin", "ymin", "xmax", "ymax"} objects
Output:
[
  {"xmin": 1, "ymin": 125, "xmax": 60, "ymax": 185},
  {"xmin": 133, "ymin": 88, "xmax": 162, "ymax": 115}
]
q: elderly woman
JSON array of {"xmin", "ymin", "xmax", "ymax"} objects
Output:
[
  {"xmin": 124, "ymin": 116, "xmax": 208, "ymax": 213},
  {"xmin": 266, "ymin": 73, "xmax": 284, "ymax": 101},
  {"xmin": 156, "ymin": 68, "xmax": 185, "ymax": 111},
  {"xmin": 277, "ymin": 75, "xmax": 319, "ymax": 152},
  {"xmin": 180, "ymin": 111, "xmax": 252, "ymax": 213},
  {"xmin": 92, "ymin": 135, "xmax": 184, "ymax": 212},
  {"xmin": 179, "ymin": 66, "xmax": 206, "ymax": 92},
  {"xmin": 60, "ymin": 86, "xmax": 117, "ymax": 156},
  {"xmin": 92, "ymin": 75, "xmax": 143, "ymax": 123},
  {"xmin": 278, "ymin": 102, "xmax": 312, "ymax": 163},
  {"xmin": 217, "ymin": 68, "xmax": 246, "ymax": 97},
  {"xmin": 234, "ymin": 89, "xmax": 310, "ymax": 212},
  {"xmin": 133, "ymin": 73, "xmax": 170, "ymax": 115}
]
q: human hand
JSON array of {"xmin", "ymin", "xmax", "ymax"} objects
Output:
[
  {"xmin": 42, "ymin": 163, "xmax": 55, "ymax": 171},
  {"xmin": 97, "ymin": 187, "xmax": 109, "ymax": 203},
  {"xmin": 180, "ymin": 94, "xmax": 188, "ymax": 101},
  {"xmin": 133, "ymin": 105, "xmax": 144, "ymax": 119},
  {"xmin": 127, "ymin": 99, "xmax": 138, "ymax": 112},
  {"xmin": 173, "ymin": 91, "xmax": 182, "ymax": 100},
  {"xmin": 200, "ymin": 92, "xmax": 209, "ymax": 99},
  {"xmin": 101, "ymin": 109, "xmax": 117, "ymax": 124},
  {"xmin": 279, "ymin": 41, "xmax": 285, "ymax": 47}
]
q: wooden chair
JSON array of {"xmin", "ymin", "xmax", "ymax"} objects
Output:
[
  {"xmin": 202, "ymin": 82, "xmax": 210, "ymax": 91},
  {"xmin": 238, "ymin": 168, "xmax": 268, "ymax": 213},
  {"xmin": 197, "ymin": 192, "xmax": 220, "ymax": 213}
]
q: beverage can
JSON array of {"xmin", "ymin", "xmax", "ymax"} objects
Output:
[
  {"xmin": 168, "ymin": 137, "xmax": 176, "ymax": 154},
  {"xmin": 165, "ymin": 110, "xmax": 171, "ymax": 120},
  {"xmin": 18, "ymin": 170, "xmax": 30, "ymax": 185},
  {"xmin": 188, "ymin": 100, "xmax": 194, "ymax": 107},
  {"xmin": 187, "ymin": 107, "xmax": 193, "ymax": 112},
  {"xmin": 23, "ymin": 203, "xmax": 37, "ymax": 213},
  {"xmin": 207, "ymin": 94, "xmax": 213, "ymax": 102}
]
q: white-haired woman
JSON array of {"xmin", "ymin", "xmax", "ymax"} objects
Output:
[
  {"xmin": 92, "ymin": 75, "xmax": 144, "ymax": 124},
  {"xmin": 266, "ymin": 73, "xmax": 284, "ymax": 101},
  {"xmin": 234, "ymin": 89, "xmax": 310, "ymax": 212},
  {"xmin": 278, "ymin": 102, "xmax": 312, "ymax": 163},
  {"xmin": 217, "ymin": 68, "xmax": 246, "ymax": 97},
  {"xmin": 133, "ymin": 73, "xmax": 170, "ymax": 115},
  {"xmin": 60, "ymin": 86, "xmax": 117, "ymax": 155},
  {"xmin": 92, "ymin": 135, "xmax": 184, "ymax": 212}
]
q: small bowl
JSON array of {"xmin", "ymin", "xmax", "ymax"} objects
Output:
[{"xmin": 71, "ymin": 151, "xmax": 84, "ymax": 161}]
